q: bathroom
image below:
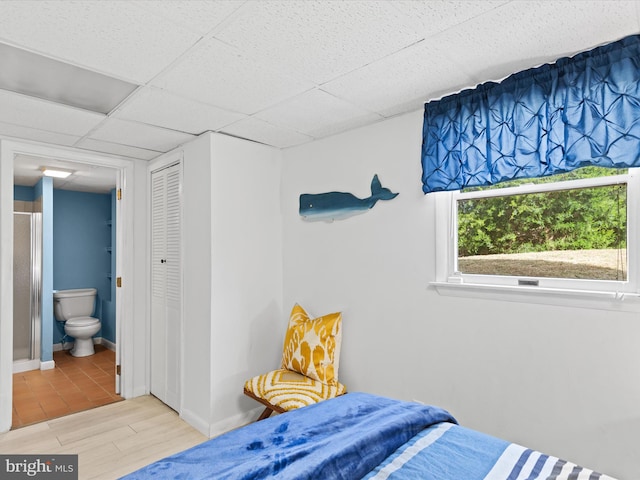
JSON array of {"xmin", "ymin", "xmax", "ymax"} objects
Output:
[{"xmin": 12, "ymin": 155, "xmax": 121, "ymax": 428}]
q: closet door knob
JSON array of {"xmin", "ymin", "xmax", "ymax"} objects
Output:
[{"xmin": 160, "ymin": 259, "xmax": 166, "ymax": 263}]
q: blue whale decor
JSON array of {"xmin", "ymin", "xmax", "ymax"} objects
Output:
[{"xmin": 299, "ymin": 174, "xmax": 398, "ymax": 222}]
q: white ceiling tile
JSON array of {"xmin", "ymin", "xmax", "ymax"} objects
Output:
[
  {"xmin": 75, "ymin": 138, "xmax": 161, "ymax": 161},
  {"xmin": 0, "ymin": 1, "xmax": 201, "ymax": 83},
  {"xmin": 0, "ymin": 0, "xmax": 637, "ymax": 167},
  {"xmin": 255, "ymin": 89, "xmax": 382, "ymax": 137},
  {"xmin": 220, "ymin": 118, "xmax": 313, "ymax": 149},
  {"xmin": 215, "ymin": 0, "xmax": 424, "ymax": 84},
  {"xmin": 133, "ymin": 0, "xmax": 245, "ymax": 36},
  {"xmin": 444, "ymin": 1, "xmax": 640, "ymax": 85},
  {"xmin": 153, "ymin": 38, "xmax": 314, "ymax": 114},
  {"xmin": 323, "ymin": 40, "xmax": 476, "ymax": 117},
  {"xmin": 306, "ymin": 113, "xmax": 386, "ymax": 140},
  {"xmin": 14, "ymin": 153, "xmax": 118, "ymax": 192},
  {"xmin": 0, "ymin": 89, "xmax": 105, "ymax": 136},
  {"xmin": 57, "ymin": 175, "xmax": 116, "ymax": 194},
  {"xmin": 114, "ymin": 87, "xmax": 247, "ymax": 135},
  {"xmin": 87, "ymin": 118, "xmax": 195, "ymax": 152},
  {"xmin": 13, "ymin": 174, "xmax": 38, "ymax": 187},
  {"xmin": 0, "ymin": 120, "xmax": 81, "ymax": 147},
  {"xmin": 391, "ymin": 1, "xmax": 508, "ymax": 37},
  {"xmin": 56, "ymin": 165, "xmax": 117, "ymax": 193}
]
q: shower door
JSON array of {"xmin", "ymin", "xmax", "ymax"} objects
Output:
[{"xmin": 13, "ymin": 212, "xmax": 41, "ymax": 367}]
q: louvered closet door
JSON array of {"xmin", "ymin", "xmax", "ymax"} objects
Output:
[{"xmin": 150, "ymin": 163, "xmax": 181, "ymax": 412}]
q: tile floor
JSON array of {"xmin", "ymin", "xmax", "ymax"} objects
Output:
[{"xmin": 12, "ymin": 345, "xmax": 123, "ymax": 429}]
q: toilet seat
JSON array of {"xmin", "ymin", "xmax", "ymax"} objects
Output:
[{"xmin": 65, "ymin": 316, "xmax": 100, "ymax": 327}]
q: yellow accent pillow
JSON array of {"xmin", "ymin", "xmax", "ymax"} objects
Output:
[{"xmin": 281, "ymin": 304, "xmax": 342, "ymax": 386}]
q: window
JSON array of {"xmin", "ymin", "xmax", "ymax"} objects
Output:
[{"xmin": 434, "ymin": 167, "xmax": 640, "ymax": 297}]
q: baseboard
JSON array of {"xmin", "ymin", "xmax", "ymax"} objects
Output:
[
  {"xmin": 163, "ymin": 405, "xmax": 261, "ymax": 439},
  {"xmin": 130, "ymin": 386, "xmax": 148, "ymax": 399},
  {"xmin": 208, "ymin": 407, "xmax": 263, "ymax": 438},
  {"xmin": 52, "ymin": 337, "xmax": 116, "ymax": 353},
  {"xmin": 99, "ymin": 337, "xmax": 116, "ymax": 352},
  {"xmin": 180, "ymin": 408, "xmax": 211, "ymax": 437},
  {"xmin": 52, "ymin": 342, "xmax": 72, "ymax": 352},
  {"xmin": 40, "ymin": 360, "xmax": 55, "ymax": 371},
  {"xmin": 12, "ymin": 359, "xmax": 40, "ymax": 374}
]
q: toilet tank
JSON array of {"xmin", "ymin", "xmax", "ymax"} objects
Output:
[{"xmin": 53, "ymin": 288, "xmax": 97, "ymax": 321}]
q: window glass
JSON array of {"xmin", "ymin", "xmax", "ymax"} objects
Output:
[{"xmin": 456, "ymin": 167, "xmax": 628, "ymax": 282}]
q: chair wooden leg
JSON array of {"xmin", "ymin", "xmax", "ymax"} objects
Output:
[{"xmin": 257, "ymin": 407, "xmax": 273, "ymax": 421}]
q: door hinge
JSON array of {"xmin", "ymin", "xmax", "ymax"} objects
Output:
[
  {"xmin": 116, "ymin": 277, "xmax": 122, "ymax": 288},
  {"xmin": 117, "ymin": 189, "xmax": 122, "ymax": 200},
  {"xmin": 116, "ymin": 365, "xmax": 121, "ymax": 376}
]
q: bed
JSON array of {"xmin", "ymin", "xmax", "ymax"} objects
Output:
[{"xmin": 121, "ymin": 392, "xmax": 616, "ymax": 479}]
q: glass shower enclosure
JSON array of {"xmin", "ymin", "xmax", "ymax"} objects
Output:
[{"xmin": 13, "ymin": 211, "xmax": 42, "ymax": 372}]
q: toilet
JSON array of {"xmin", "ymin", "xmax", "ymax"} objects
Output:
[{"xmin": 53, "ymin": 288, "xmax": 101, "ymax": 357}]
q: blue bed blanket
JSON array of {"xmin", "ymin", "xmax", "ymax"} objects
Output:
[{"xmin": 121, "ymin": 392, "xmax": 456, "ymax": 480}]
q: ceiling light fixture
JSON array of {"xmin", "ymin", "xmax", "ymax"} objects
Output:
[
  {"xmin": 0, "ymin": 42, "xmax": 138, "ymax": 114},
  {"xmin": 41, "ymin": 167, "xmax": 73, "ymax": 179}
]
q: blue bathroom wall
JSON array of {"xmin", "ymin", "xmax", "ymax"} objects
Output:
[
  {"xmin": 53, "ymin": 189, "xmax": 114, "ymax": 344},
  {"xmin": 14, "ymin": 185, "xmax": 35, "ymax": 202}
]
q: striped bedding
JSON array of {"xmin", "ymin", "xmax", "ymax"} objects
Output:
[{"xmin": 365, "ymin": 422, "xmax": 615, "ymax": 480}]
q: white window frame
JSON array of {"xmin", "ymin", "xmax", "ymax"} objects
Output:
[{"xmin": 432, "ymin": 168, "xmax": 640, "ymax": 307}]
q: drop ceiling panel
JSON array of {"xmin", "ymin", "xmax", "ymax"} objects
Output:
[
  {"xmin": 220, "ymin": 117, "xmax": 313, "ymax": 149},
  {"xmin": 56, "ymin": 175, "xmax": 117, "ymax": 194},
  {"xmin": 444, "ymin": 1, "xmax": 640, "ymax": 85},
  {"xmin": 153, "ymin": 38, "xmax": 314, "ymax": 114},
  {"xmin": 0, "ymin": 120, "xmax": 81, "ymax": 147},
  {"xmin": 132, "ymin": 0, "xmax": 245, "ymax": 36},
  {"xmin": 75, "ymin": 138, "xmax": 161, "ymax": 161},
  {"xmin": 255, "ymin": 89, "xmax": 382, "ymax": 138},
  {"xmin": 14, "ymin": 154, "xmax": 117, "ymax": 193},
  {"xmin": 307, "ymin": 112, "xmax": 386, "ymax": 140},
  {"xmin": 215, "ymin": 0, "xmax": 425, "ymax": 84},
  {"xmin": 0, "ymin": 42, "xmax": 137, "ymax": 114},
  {"xmin": 88, "ymin": 118, "xmax": 195, "ymax": 152},
  {"xmin": 322, "ymin": 39, "xmax": 476, "ymax": 117},
  {"xmin": 0, "ymin": 89, "xmax": 105, "ymax": 136},
  {"xmin": 0, "ymin": 0, "xmax": 638, "ymax": 161},
  {"xmin": 391, "ymin": 0, "xmax": 508, "ymax": 36},
  {"xmin": 0, "ymin": 1, "xmax": 200, "ymax": 83},
  {"xmin": 114, "ymin": 87, "xmax": 246, "ymax": 135}
]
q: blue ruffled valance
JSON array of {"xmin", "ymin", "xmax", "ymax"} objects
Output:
[{"xmin": 421, "ymin": 34, "xmax": 640, "ymax": 193}]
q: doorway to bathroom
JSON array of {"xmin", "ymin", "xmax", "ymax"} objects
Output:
[
  {"xmin": 12, "ymin": 155, "xmax": 122, "ymax": 428},
  {"xmin": 0, "ymin": 139, "xmax": 137, "ymax": 432}
]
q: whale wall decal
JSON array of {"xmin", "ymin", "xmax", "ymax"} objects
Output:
[{"xmin": 299, "ymin": 174, "xmax": 398, "ymax": 222}]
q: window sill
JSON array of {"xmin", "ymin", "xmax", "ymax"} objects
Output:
[{"xmin": 430, "ymin": 281, "xmax": 640, "ymax": 312}]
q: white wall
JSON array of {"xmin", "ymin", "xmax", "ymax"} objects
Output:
[
  {"xmin": 178, "ymin": 132, "xmax": 283, "ymax": 436},
  {"xmin": 281, "ymin": 110, "xmax": 640, "ymax": 480},
  {"xmin": 180, "ymin": 133, "xmax": 214, "ymax": 432},
  {"xmin": 209, "ymin": 133, "xmax": 283, "ymax": 435}
]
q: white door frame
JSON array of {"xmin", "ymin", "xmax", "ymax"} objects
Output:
[{"xmin": 0, "ymin": 138, "xmax": 136, "ymax": 432}]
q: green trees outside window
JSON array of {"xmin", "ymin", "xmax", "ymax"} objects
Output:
[{"xmin": 457, "ymin": 167, "xmax": 627, "ymax": 280}]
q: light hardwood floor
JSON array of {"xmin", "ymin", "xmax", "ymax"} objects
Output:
[{"xmin": 0, "ymin": 395, "xmax": 207, "ymax": 479}]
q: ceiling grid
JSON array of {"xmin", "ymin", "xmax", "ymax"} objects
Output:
[{"xmin": 0, "ymin": 0, "xmax": 637, "ymax": 191}]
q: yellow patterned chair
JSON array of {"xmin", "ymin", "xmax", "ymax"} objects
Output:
[{"xmin": 244, "ymin": 304, "xmax": 346, "ymax": 421}]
